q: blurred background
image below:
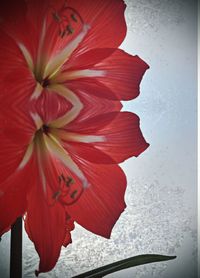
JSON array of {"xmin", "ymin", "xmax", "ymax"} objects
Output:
[{"xmin": 0, "ymin": 0, "xmax": 197, "ymax": 277}]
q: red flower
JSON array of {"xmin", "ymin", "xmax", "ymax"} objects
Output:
[{"xmin": 0, "ymin": 0, "xmax": 149, "ymax": 275}]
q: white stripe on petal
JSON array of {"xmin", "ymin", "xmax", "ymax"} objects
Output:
[
  {"xmin": 49, "ymin": 84, "xmax": 83, "ymax": 128},
  {"xmin": 18, "ymin": 142, "xmax": 34, "ymax": 170},
  {"xmin": 30, "ymin": 82, "xmax": 43, "ymax": 100},
  {"xmin": 54, "ymin": 69, "xmax": 106, "ymax": 83},
  {"xmin": 18, "ymin": 43, "xmax": 34, "ymax": 71},
  {"xmin": 59, "ymin": 131, "xmax": 106, "ymax": 143},
  {"xmin": 30, "ymin": 112, "xmax": 43, "ymax": 130},
  {"xmin": 36, "ymin": 139, "xmax": 47, "ymax": 194}
]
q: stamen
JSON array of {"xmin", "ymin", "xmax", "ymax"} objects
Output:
[
  {"xmin": 44, "ymin": 24, "xmax": 90, "ymax": 79},
  {"xmin": 51, "ymin": 3, "xmax": 84, "ymax": 38},
  {"xmin": 43, "ymin": 133, "xmax": 89, "ymax": 188}
]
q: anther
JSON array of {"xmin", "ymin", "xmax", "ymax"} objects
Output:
[
  {"xmin": 70, "ymin": 190, "xmax": 78, "ymax": 199},
  {"xmin": 66, "ymin": 177, "xmax": 74, "ymax": 187},
  {"xmin": 71, "ymin": 14, "xmax": 77, "ymax": 22}
]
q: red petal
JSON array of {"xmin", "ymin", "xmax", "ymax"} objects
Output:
[
  {"xmin": 0, "ymin": 179, "xmax": 27, "ymax": 236},
  {"xmin": 62, "ymin": 214, "xmax": 75, "ymax": 247},
  {"xmin": 67, "ymin": 112, "xmax": 149, "ymax": 163},
  {"xmin": 93, "ymin": 51, "xmax": 149, "ymax": 100},
  {"xmin": 66, "ymin": 0, "xmax": 126, "ymax": 57},
  {"xmin": 67, "ymin": 162, "xmax": 126, "ymax": 238},
  {"xmin": 0, "ymin": 158, "xmax": 33, "ymax": 236},
  {"xmin": 25, "ymin": 181, "xmax": 66, "ymax": 275},
  {"xmin": 68, "ymin": 50, "xmax": 149, "ymax": 100},
  {"xmin": 65, "ymin": 142, "xmax": 115, "ymax": 164},
  {"xmin": 0, "ymin": 1, "xmax": 38, "ymax": 64},
  {"xmin": 0, "ymin": 135, "xmax": 28, "ymax": 184},
  {"xmin": 67, "ymin": 112, "xmax": 120, "ymax": 133},
  {"xmin": 64, "ymin": 48, "xmax": 116, "ymax": 71},
  {"xmin": 0, "ymin": 30, "xmax": 27, "ymax": 80},
  {"xmin": 0, "ymin": 68, "xmax": 36, "ymax": 146},
  {"xmin": 35, "ymin": 88, "xmax": 72, "ymax": 124},
  {"xmin": 0, "ymin": 189, "xmax": 27, "ymax": 237},
  {"xmin": 93, "ymin": 112, "xmax": 150, "ymax": 162},
  {"xmin": 66, "ymin": 78, "xmax": 119, "ymax": 100},
  {"xmin": 66, "ymin": 89, "xmax": 122, "ymax": 124}
]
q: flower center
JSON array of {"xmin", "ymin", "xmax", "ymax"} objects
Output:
[
  {"xmin": 41, "ymin": 124, "xmax": 49, "ymax": 135},
  {"xmin": 41, "ymin": 77, "xmax": 50, "ymax": 88}
]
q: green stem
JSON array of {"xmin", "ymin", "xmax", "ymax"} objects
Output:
[{"xmin": 10, "ymin": 217, "xmax": 22, "ymax": 278}]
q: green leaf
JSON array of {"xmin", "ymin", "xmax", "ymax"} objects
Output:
[{"xmin": 72, "ymin": 254, "xmax": 176, "ymax": 278}]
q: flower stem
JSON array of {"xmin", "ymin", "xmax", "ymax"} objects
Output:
[{"xmin": 10, "ymin": 217, "xmax": 22, "ymax": 278}]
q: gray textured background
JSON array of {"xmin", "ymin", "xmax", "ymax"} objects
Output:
[{"xmin": 0, "ymin": 0, "xmax": 197, "ymax": 277}]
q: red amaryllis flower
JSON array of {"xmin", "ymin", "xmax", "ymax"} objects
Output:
[{"xmin": 0, "ymin": 0, "xmax": 149, "ymax": 275}]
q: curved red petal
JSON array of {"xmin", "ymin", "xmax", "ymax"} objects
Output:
[
  {"xmin": 65, "ymin": 50, "xmax": 149, "ymax": 101},
  {"xmin": 66, "ymin": 90, "xmax": 122, "ymax": 124},
  {"xmin": 66, "ymin": 112, "xmax": 149, "ymax": 163},
  {"xmin": 94, "ymin": 112, "xmax": 150, "ymax": 162},
  {"xmin": 0, "ymin": 135, "xmax": 29, "ymax": 184},
  {"xmin": 25, "ymin": 182, "xmax": 66, "ymax": 275},
  {"xmin": 0, "ymin": 157, "xmax": 33, "ymax": 236},
  {"xmin": 0, "ymin": 68, "xmax": 36, "ymax": 146},
  {"xmin": 93, "ymin": 51, "xmax": 149, "ymax": 100},
  {"xmin": 0, "ymin": 181, "xmax": 27, "ymax": 237},
  {"xmin": 65, "ymin": 142, "xmax": 115, "ymax": 164},
  {"xmin": 66, "ymin": 50, "xmax": 149, "ymax": 101},
  {"xmin": 67, "ymin": 162, "xmax": 126, "ymax": 238},
  {"xmin": 64, "ymin": 48, "xmax": 116, "ymax": 71},
  {"xmin": 0, "ymin": 30, "xmax": 27, "ymax": 79},
  {"xmin": 66, "ymin": 112, "xmax": 120, "ymax": 134}
]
